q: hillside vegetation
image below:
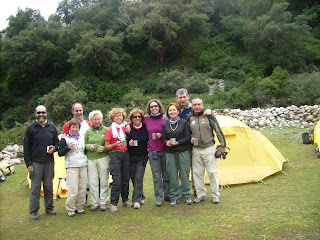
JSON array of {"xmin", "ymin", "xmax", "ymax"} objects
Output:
[{"xmin": 1, "ymin": 0, "xmax": 320, "ymax": 130}]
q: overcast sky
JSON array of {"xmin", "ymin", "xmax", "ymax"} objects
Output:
[{"xmin": 0, "ymin": 0, "xmax": 61, "ymax": 31}]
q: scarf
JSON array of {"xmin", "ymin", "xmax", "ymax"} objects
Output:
[
  {"xmin": 92, "ymin": 124, "xmax": 102, "ymax": 131},
  {"xmin": 111, "ymin": 122, "xmax": 126, "ymax": 141},
  {"xmin": 169, "ymin": 116, "xmax": 181, "ymax": 125},
  {"xmin": 133, "ymin": 123, "xmax": 142, "ymax": 130},
  {"xmin": 150, "ymin": 112, "xmax": 161, "ymax": 118},
  {"xmin": 178, "ymin": 101, "xmax": 191, "ymax": 113},
  {"xmin": 68, "ymin": 130, "xmax": 80, "ymax": 140}
]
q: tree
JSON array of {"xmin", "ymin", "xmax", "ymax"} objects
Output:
[
  {"xmin": 68, "ymin": 30, "xmax": 131, "ymax": 76},
  {"xmin": 39, "ymin": 81, "xmax": 87, "ymax": 124},
  {"xmin": 5, "ymin": 8, "xmax": 45, "ymax": 38}
]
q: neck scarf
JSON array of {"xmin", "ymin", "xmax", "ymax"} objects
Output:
[
  {"xmin": 178, "ymin": 101, "xmax": 190, "ymax": 113},
  {"xmin": 169, "ymin": 116, "xmax": 181, "ymax": 125},
  {"xmin": 150, "ymin": 112, "xmax": 161, "ymax": 118},
  {"xmin": 68, "ymin": 130, "xmax": 80, "ymax": 140},
  {"xmin": 92, "ymin": 124, "xmax": 102, "ymax": 131},
  {"xmin": 133, "ymin": 123, "xmax": 142, "ymax": 130},
  {"xmin": 111, "ymin": 122, "xmax": 126, "ymax": 141}
]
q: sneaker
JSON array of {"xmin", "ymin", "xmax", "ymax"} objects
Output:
[
  {"xmin": 185, "ymin": 197, "xmax": 193, "ymax": 205},
  {"xmin": 134, "ymin": 202, "xmax": 140, "ymax": 209},
  {"xmin": 45, "ymin": 208, "xmax": 56, "ymax": 215},
  {"xmin": 193, "ymin": 196, "xmax": 207, "ymax": 204},
  {"xmin": 123, "ymin": 200, "xmax": 133, "ymax": 207},
  {"xmin": 140, "ymin": 199, "xmax": 145, "ymax": 205},
  {"xmin": 76, "ymin": 206, "xmax": 85, "ymax": 214},
  {"xmin": 91, "ymin": 205, "xmax": 98, "ymax": 211},
  {"xmin": 212, "ymin": 197, "xmax": 220, "ymax": 204},
  {"xmin": 110, "ymin": 204, "xmax": 118, "ymax": 213},
  {"xmin": 100, "ymin": 205, "xmax": 107, "ymax": 211},
  {"xmin": 170, "ymin": 200, "xmax": 179, "ymax": 207},
  {"xmin": 155, "ymin": 200, "xmax": 163, "ymax": 207},
  {"xmin": 30, "ymin": 212, "xmax": 39, "ymax": 220},
  {"xmin": 67, "ymin": 211, "xmax": 76, "ymax": 217}
]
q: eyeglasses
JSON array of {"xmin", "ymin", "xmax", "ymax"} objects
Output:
[
  {"xmin": 133, "ymin": 115, "xmax": 142, "ymax": 119},
  {"xmin": 150, "ymin": 105, "xmax": 159, "ymax": 109},
  {"xmin": 36, "ymin": 111, "xmax": 46, "ymax": 114}
]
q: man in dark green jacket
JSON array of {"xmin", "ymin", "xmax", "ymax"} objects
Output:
[
  {"xmin": 189, "ymin": 98, "xmax": 226, "ymax": 204},
  {"xmin": 24, "ymin": 105, "xmax": 59, "ymax": 220}
]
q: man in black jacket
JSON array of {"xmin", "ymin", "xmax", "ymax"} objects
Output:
[{"xmin": 24, "ymin": 105, "xmax": 59, "ymax": 220}]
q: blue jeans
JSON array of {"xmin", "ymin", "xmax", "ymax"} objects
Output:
[
  {"xmin": 148, "ymin": 150, "xmax": 171, "ymax": 201},
  {"xmin": 109, "ymin": 151, "xmax": 130, "ymax": 206},
  {"xmin": 130, "ymin": 155, "xmax": 147, "ymax": 202}
]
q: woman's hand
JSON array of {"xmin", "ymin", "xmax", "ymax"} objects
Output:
[
  {"xmin": 156, "ymin": 133, "xmax": 162, "ymax": 139},
  {"xmin": 89, "ymin": 144, "xmax": 96, "ymax": 151},
  {"xmin": 68, "ymin": 142, "xmax": 75, "ymax": 150},
  {"xmin": 129, "ymin": 139, "xmax": 134, "ymax": 147}
]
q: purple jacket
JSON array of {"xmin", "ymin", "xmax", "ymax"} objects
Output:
[{"xmin": 143, "ymin": 117, "xmax": 168, "ymax": 151}]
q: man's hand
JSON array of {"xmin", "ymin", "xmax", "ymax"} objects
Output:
[
  {"xmin": 203, "ymin": 109, "xmax": 212, "ymax": 116},
  {"xmin": 28, "ymin": 165, "xmax": 34, "ymax": 172},
  {"xmin": 47, "ymin": 145, "xmax": 56, "ymax": 154}
]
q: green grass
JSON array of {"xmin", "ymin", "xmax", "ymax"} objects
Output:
[{"xmin": 0, "ymin": 127, "xmax": 319, "ymax": 239}]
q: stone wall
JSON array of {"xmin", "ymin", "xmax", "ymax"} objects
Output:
[{"xmin": 215, "ymin": 105, "xmax": 319, "ymax": 128}]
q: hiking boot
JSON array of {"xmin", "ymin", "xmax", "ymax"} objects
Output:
[
  {"xmin": 67, "ymin": 211, "xmax": 76, "ymax": 217},
  {"xmin": 123, "ymin": 200, "xmax": 133, "ymax": 207},
  {"xmin": 134, "ymin": 202, "xmax": 140, "ymax": 209},
  {"xmin": 193, "ymin": 196, "xmax": 207, "ymax": 204},
  {"xmin": 140, "ymin": 199, "xmax": 145, "ymax": 205},
  {"xmin": 45, "ymin": 208, "xmax": 56, "ymax": 215},
  {"xmin": 110, "ymin": 204, "xmax": 118, "ymax": 213},
  {"xmin": 185, "ymin": 197, "xmax": 193, "ymax": 205},
  {"xmin": 100, "ymin": 205, "xmax": 107, "ymax": 211},
  {"xmin": 155, "ymin": 200, "xmax": 163, "ymax": 207},
  {"xmin": 30, "ymin": 212, "xmax": 39, "ymax": 220},
  {"xmin": 212, "ymin": 197, "xmax": 220, "ymax": 204},
  {"xmin": 170, "ymin": 200, "xmax": 179, "ymax": 207},
  {"xmin": 91, "ymin": 205, "xmax": 98, "ymax": 211},
  {"xmin": 76, "ymin": 206, "xmax": 85, "ymax": 214}
]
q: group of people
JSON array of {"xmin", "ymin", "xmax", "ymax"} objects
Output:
[{"xmin": 24, "ymin": 88, "xmax": 226, "ymax": 220}]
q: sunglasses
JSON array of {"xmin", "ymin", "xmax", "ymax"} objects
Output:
[
  {"xmin": 150, "ymin": 105, "xmax": 159, "ymax": 109},
  {"xmin": 36, "ymin": 111, "xmax": 46, "ymax": 114},
  {"xmin": 133, "ymin": 115, "xmax": 142, "ymax": 119}
]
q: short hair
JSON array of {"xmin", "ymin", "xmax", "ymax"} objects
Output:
[
  {"xmin": 68, "ymin": 118, "xmax": 81, "ymax": 129},
  {"xmin": 72, "ymin": 102, "xmax": 83, "ymax": 110},
  {"xmin": 166, "ymin": 103, "xmax": 181, "ymax": 117},
  {"xmin": 192, "ymin": 98, "xmax": 203, "ymax": 104},
  {"xmin": 146, "ymin": 99, "xmax": 164, "ymax": 115},
  {"xmin": 176, "ymin": 88, "xmax": 189, "ymax": 97},
  {"xmin": 88, "ymin": 110, "xmax": 103, "ymax": 122},
  {"xmin": 109, "ymin": 108, "xmax": 127, "ymax": 122},
  {"xmin": 35, "ymin": 105, "xmax": 46, "ymax": 112},
  {"xmin": 129, "ymin": 108, "xmax": 144, "ymax": 121}
]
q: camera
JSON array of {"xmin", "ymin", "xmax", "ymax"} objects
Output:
[{"xmin": 214, "ymin": 145, "xmax": 229, "ymax": 159}]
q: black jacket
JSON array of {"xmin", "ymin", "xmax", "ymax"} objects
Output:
[
  {"xmin": 161, "ymin": 118, "xmax": 191, "ymax": 153},
  {"xmin": 126, "ymin": 123, "xmax": 149, "ymax": 156},
  {"xmin": 23, "ymin": 120, "xmax": 59, "ymax": 168}
]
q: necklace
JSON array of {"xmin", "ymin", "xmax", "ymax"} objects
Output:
[{"xmin": 169, "ymin": 122, "xmax": 179, "ymax": 131}]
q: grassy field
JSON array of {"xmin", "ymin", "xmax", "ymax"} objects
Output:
[{"xmin": 0, "ymin": 127, "xmax": 319, "ymax": 240}]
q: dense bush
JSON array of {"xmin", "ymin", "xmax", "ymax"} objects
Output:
[
  {"xmin": 0, "ymin": 122, "xmax": 27, "ymax": 150},
  {"xmin": 157, "ymin": 70, "xmax": 187, "ymax": 93}
]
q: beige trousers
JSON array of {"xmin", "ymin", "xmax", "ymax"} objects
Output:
[
  {"xmin": 65, "ymin": 166, "xmax": 88, "ymax": 212},
  {"xmin": 192, "ymin": 145, "xmax": 220, "ymax": 199}
]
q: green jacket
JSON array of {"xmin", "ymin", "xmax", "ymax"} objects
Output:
[
  {"xmin": 84, "ymin": 126, "xmax": 109, "ymax": 160},
  {"xmin": 189, "ymin": 111, "xmax": 226, "ymax": 148}
]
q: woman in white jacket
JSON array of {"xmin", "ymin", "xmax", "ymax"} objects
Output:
[{"xmin": 58, "ymin": 118, "xmax": 88, "ymax": 217}]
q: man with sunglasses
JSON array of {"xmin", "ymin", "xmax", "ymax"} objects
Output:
[{"xmin": 24, "ymin": 105, "xmax": 59, "ymax": 220}]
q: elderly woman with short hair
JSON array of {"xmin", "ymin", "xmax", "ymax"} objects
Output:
[
  {"xmin": 84, "ymin": 110, "xmax": 109, "ymax": 212},
  {"xmin": 105, "ymin": 108, "xmax": 132, "ymax": 212},
  {"xmin": 126, "ymin": 108, "xmax": 149, "ymax": 209},
  {"xmin": 58, "ymin": 118, "xmax": 88, "ymax": 217}
]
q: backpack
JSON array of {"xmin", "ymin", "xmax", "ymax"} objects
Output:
[
  {"xmin": 0, "ymin": 162, "xmax": 15, "ymax": 176},
  {"xmin": 301, "ymin": 130, "xmax": 314, "ymax": 144}
]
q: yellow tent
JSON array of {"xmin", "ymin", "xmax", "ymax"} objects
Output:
[
  {"xmin": 205, "ymin": 115, "xmax": 287, "ymax": 186},
  {"xmin": 27, "ymin": 152, "xmax": 68, "ymax": 199},
  {"xmin": 314, "ymin": 120, "xmax": 320, "ymax": 158}
]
